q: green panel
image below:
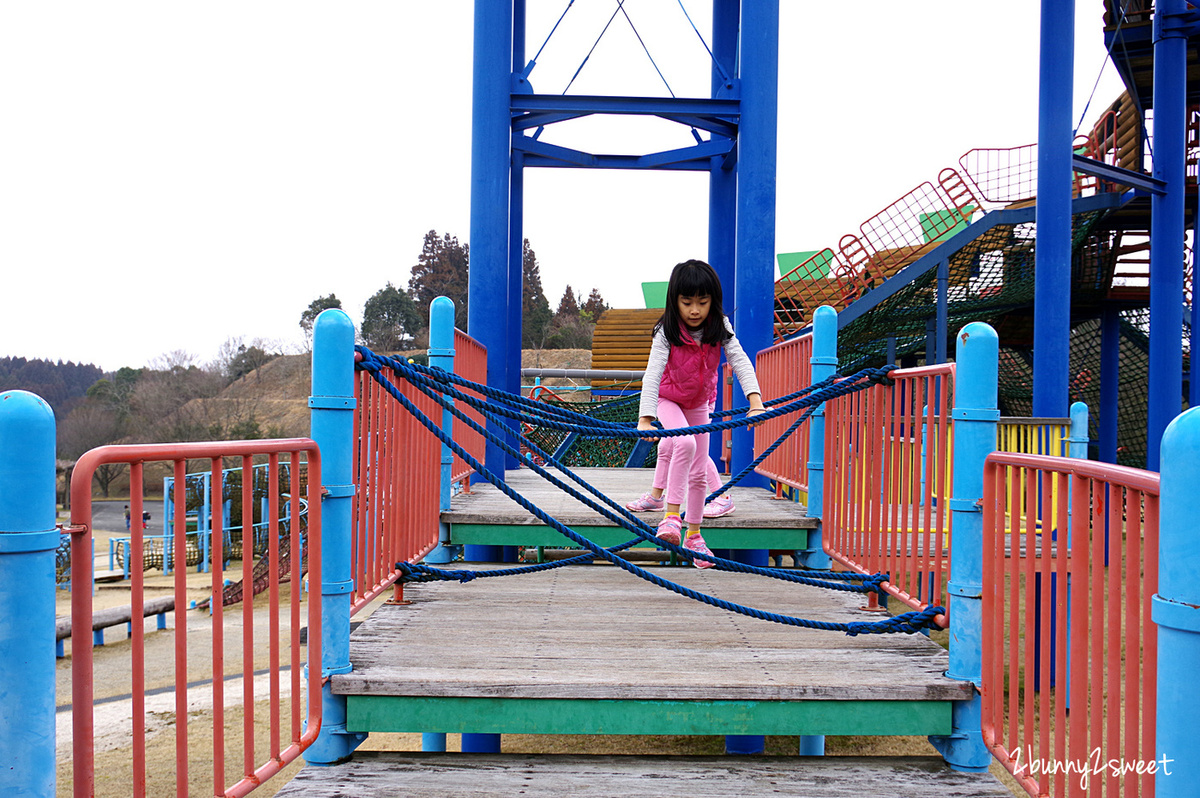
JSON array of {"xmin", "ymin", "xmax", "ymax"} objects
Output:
[
  {"xmin": 347, "ymin": 696, "xmax": 952, "ymax": 737},
  {"xmin": 641, "ymin": 281, "xmax": 668, "ymax": 309},
  {"xmin": 919, "ymin": 207, "xmax": 975, "ymax": 243},
  {"xmin": 776, "ymin": 250, "xmax": 830, "ymax": 280},
  {"xmin": 448, "ymin": 524, "xmax": 809, "ymax": 550}
]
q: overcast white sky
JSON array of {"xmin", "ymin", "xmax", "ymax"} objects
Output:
[{"xmin": 1, "ymin": 2, "xmax": 1124, "ymax": 373}]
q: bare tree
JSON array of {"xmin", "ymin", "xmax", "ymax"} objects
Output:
[{"xmin": 58, "ymin": 402, "xmax": 125, "ymax": 497}]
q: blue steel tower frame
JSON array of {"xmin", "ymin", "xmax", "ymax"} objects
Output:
[{"xmin": 467, "ymin": 0, "xmax": 779, "ymax": 483}]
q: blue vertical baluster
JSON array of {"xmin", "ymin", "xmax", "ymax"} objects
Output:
[
  {"xmin": 1156, "ymin": 406, "xmax": 1200, "ymax": 795},
  {"xmin": 305, "ymin": 308, "xmax": 367, "ymax": 764},
  {"xmin": 929, "ymin": 322, "xmax": 998, "ymax": 771},
  {"xmin": 0, "ymin": 390, "xmax": 58, "ymax": 795}
]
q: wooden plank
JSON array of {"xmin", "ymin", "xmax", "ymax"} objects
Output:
[
  {"xmin": 273, "ymin": 753, "xmax": 1015, "ymax": 798},
  {"xmin": 347, "ymin": 696, "xmax": 953, "ymax": 736},
  {"xmin": 448, "ymin": 524, "xmax": 809, "ymax": 550},
  {"xmin": 335, "ymin": 565, "xmax": 966, "ymax": 704},
  {"xmin": 443, "ymin": 467, "xmax": 816, "ymax": 530}
]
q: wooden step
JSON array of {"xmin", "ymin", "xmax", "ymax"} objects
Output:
[
  {"xmin": 441, "ymin": 468, "xmax": 816, "ymax": 550},
  {"xmin": 273, "ymin": 753, "xmax": 1014, "ymax": 797},
  {"xmin": 334, "ymin": 562, "xmax": 968, "ymax": 739}
]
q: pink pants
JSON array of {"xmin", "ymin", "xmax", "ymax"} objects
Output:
[{"xmin": 653, "ymin": 398, "xmax": 713, "ymax": 525}]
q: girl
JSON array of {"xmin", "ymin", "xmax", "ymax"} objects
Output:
[{"xmin": 637, "ymin": 259, "xmax": 765, "ymax": 568}]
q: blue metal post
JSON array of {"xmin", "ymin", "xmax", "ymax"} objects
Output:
[
  {"xmin": 465, "ymin": 0, "xmax": 509, "ymax": 736},
  {"xmin": 793, "ymin": 304, "xmax": 837, "ymax": 757},
  {"xmin": 929, "ymin": 322, "xmax": 998, "ymax": 771},
  {"xmin": 426, "ymin": 296, "xmax": 457, "ymax": 569},
  {"xmin": 935, "ymin": 259, "xmax": 949, "ymax": 364},
  {"xmin": 506, "ymin": 167, "xmax": 525, "ymax": 473},
  {"xmin": 797, "ymin": 305, "xmax": 835, "ymax": 570},
  {"xmin": 1067, "ymin": 401, "xmax": 1089, "ymax": 459},
  {"xmin": 422, "ymin": 274, "xmax": 451, "ymax": 763},
  {"xmin": 1099, "ymin": 308, "xmax": 1120, "ymax": 463},
  {"xmin": 1192, "ymin": 180, "xmax": 1200, "ymax": 410},
  {"xmin": 707, "ymin": 0, "xmax": 738, "ymax": 468},
  {"xmin": 1146, "ymin": 0, "xmax": 1188, "ymax": 470},
  {"xmin": 1155, "ymin": 406, "xmax": 1200, "ymax": 794},
  {"xmin": 0, "ymin": 390, "xmax": 57, "ymax": 796},
  {"xmin": 468, "ymin": 0, "xmax": 514, "ymax": 481},
  {"xmin": 1032, "ymin": 0, "xmax": 1074, "ymax": 418},
  {"xmin": 305, "ymin": 308, "xmax": 367, "ymax": 764},
  {"xmin": 730, "ymin": 0, "xmax": 778, "ymax": 490}
]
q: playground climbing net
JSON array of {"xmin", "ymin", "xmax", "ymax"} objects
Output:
[{"xmin": 354, "ymin": 346, "xmax": 945, "ymax": 636}]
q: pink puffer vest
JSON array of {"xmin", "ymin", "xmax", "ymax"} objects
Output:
[{"xmin": 658, "ymin": 325, "xmax": 721, "ymax": 409}]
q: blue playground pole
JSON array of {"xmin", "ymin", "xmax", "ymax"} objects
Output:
[
  {"xmin": 305, "ymin": 309, "xmax": 367, "ymax": 764},
  {"xmin": 467, "ymin": 0, "xmax": 513, "ymax": 484},
  {"xmin": 796, "ymin": 305, "xmax": 835, "ymax": 571},
  {"xmin": 1146, "ymin": 0, "xmax": 1188, "ymax": 471},
  {"xmin": 1155, "ymin": 406, "xmax": 1200, "ymax": 795},
  {"xmin": 793, "ymin": 305, "xmax": 836, "ymax": 756},
  {"xmin": 0, "ymin": 390, "xmax": 57, "ymax": 796},
  {"xmin": 1031, "ymin": 0, "xmax": 1074, "ymax": 419},
  {"xmin": 929, "ymin": 322, "xmax": 998, "ymax": 772},
  {"xmin": 426, "ymin": 296, "xmax": 458, "ymax": 569},
  {"xmin": 422, "ymin": 296, "xmax": 456, "ymax": 754},
  {"xmin": 465, "ymin": 2, "xmax": 509, "ymax": 746},
  {"xmin": 1099, "ymin": 308, "xmax": 1120, "ymax": 463},
  {"xmin": 707, "ymin": 0, "xmax": 737, "ymax": 469},
  {"xmin": 730, "ymin": 0, "xmax": 778, "ymax": 491}
]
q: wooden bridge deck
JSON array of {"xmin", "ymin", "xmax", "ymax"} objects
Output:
[
  {"xmin": 275, "ymin": 753, "xmax": 1013, "ymax": 797},
  {"xmin": 335, "ymin": 565, "xmax": 969, "ymax": 736},
  {"xmin": 443, "ymin": 467, "xmax": 816, "ymax": 551}
]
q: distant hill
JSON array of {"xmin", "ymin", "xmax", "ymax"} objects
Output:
[
  {"xmin": 190, "ymin": 349, "xmax": 594, "ymax": 439},
  {"xmin": 0, "ymin": 356, "xmax": 103, "ymax": 414}
]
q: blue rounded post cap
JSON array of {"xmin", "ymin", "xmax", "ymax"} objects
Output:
[
  {"xmin": 0, "ymin": 390, "xmax": 56, "ymax": 533},
  {"xmin": 1159, "ymin": 406, "xmax": 1200, "ymax": 603},
  {"xmin": 312, "ymin": 308, "xmax": 356, "ymax": 396},
  {"xmin": 429, "ymin": 296, "xmax": 456, "ymax": 351},
  {"xmin": 812, "ymin": 305, "xmax": 837, "ymax": 359}
]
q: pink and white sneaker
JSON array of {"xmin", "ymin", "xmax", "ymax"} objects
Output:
[
  {"xmin": 703, "ymin": 495, "xmax": 735, "ymax": 519},
  {"xmin": 626, "ymin": 492, "xmax": 665, "ymax": 512},
  {"xmin": 655, "ymin": 515, "xmax": 682, "ymax": 546},
  {"xmin": 684, "ymin": 532, "xmax": 715, "ymax": 569}
]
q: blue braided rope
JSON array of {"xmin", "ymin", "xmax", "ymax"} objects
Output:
[
  {"xmin": 374, "ymin": 351, "xmax": 894, "ymax": 446},
  {"xmin": 355, "ymin": 352, "xmax": 944, "ymax": 635},
  {"xmin": 362, "ymin": 353, "xmax": 874, "ymax": 593}
]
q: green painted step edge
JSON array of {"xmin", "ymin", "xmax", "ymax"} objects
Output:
[
  {"xmin": 346, "ymin": 696, "xmax": 952, "ymax": 737},
  {"xmin": 448, "ymin": 524, "xmax": 809, "ymax": 550}
]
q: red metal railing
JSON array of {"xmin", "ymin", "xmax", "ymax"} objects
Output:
[
  {"xmin": 822, "ymin": 363, "xmax": 956, "ymax": 623},
  {"xmin": 350, "ymin": 328, "xmax": 487, "ymax": 611},
  {"xmin": 68, "ymin": 440, "xmax": 322, "ymax": 798},
  {"xmin": 451, "ymin": 328, "xmax": 487, "ymax": 487},
  {"xmin": 981, "ymin": 453, "xmax": 1158, "ymax": 798},
  {"xmin": 754, "ymin": 333, "xmax": 813, "ymax": 496},
  {"xmin": 352, "ymin": 365, "xmax": 442, "ymax": 611}
]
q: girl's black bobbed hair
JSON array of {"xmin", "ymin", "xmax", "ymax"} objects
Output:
[{"xmin": 654, "ymin": 259, "xmax": 731, "ymax": 347}]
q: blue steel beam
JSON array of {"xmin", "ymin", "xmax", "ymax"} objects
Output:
[
  {"xmin": 468, "ymin": 0, "xmax": 514, "ymax": 480},
  {"xmin": 511, "ymin": 93, "xmax": 740, "ymax": 118},
  {"xmin": 732, "ymin": 0, "xmax": 779, "ymax": 489},
  {"xmin": 707, "ymin": 0, "xmax": 738, "ymax": 470},
  {"xmin": 1032, "ymin": 0, "xmax": 1075, "ymax": 419},
  {"xmin": 1146, "ymin": 0, "xmax": 1189, "ymax": 471},
  {"xmin": 1071, "ymin": 153, "xmax": 1167, "ymax": 195},
  {"xmin": 513, "ymin": 135, "xmax": 734, "ymax": 170},
  {"xmin": 832, "ymin": 191, "xmax": 1132, "ymax": 331}
]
